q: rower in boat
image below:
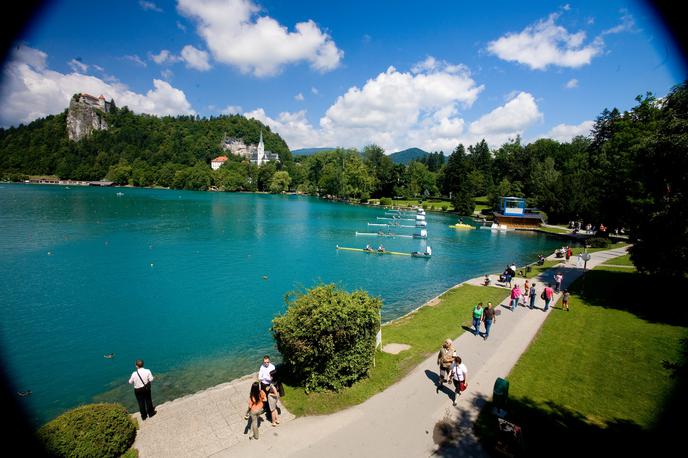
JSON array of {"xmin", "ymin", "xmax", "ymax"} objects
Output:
[
  {"xmin": 365, "ymin": 244, "xmax": 373, "ymax": 252},
  {"xmin": 377, "ymin": 244, "xmax": 386, "ymax": 253}
]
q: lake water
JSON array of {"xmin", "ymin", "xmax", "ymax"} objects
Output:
[{"xmin": 0, "ymin": 184, "xmax": 563, "ymax": 425}]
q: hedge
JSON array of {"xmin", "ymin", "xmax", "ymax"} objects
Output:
[{"xmin": 37, "ymin": 403, "xmax": 137, "ymax": 458}]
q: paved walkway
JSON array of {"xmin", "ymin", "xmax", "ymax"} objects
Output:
[{"xmin": 133, "ymin": 246, "xmax": 629, "ymax": 457}]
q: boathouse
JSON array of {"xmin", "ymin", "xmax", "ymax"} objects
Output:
[{"xmin": 493, "ymin": 196, "xmax": 544, "ymax": 229}]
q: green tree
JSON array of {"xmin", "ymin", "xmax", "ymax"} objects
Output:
[
  {"xmin": 105, "ymin": 161, "xmax": 132, "ymax": 185},
  {"xmin": 271, "ymin": 284, "xmax": 382, "ymax": 392},
  {"xmin": 444, "ymin": 145, "xmax": 475, "ymax": 215},
  {"xmin": 269, "ymin": 170, "xmax": 292, "ymax": 193}
]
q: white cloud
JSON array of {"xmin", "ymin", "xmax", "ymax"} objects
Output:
[
  {"xmin": 311, "ymin": 87, "xmax": 319, "ymax": 95},
  {"xmin": 565, "ymin": 78, "xmax": 578, "ymax": 88},
  {"xmin": 542, "ymin": 120, "xmax": 594, "ymax": 142},
  {"xmin": 176, "ymin": 21, "xmax": 187, "ymax": 32},
  {"xmin": 180, "ymin": 45, "xmax": 211, "ymax": 71},
  {"xmin": 177, "ymin": 0, "xmax": 343, "ymax": 77},
  {"xmin": 469, "ymin": 92, "xmax": 543, "ymax": 138},
  {"xmin": 294, "ymin": 92, "xmax": 304, "ymax": 101},
  {"xmin": 222, "ymin": 105, "xmax": 242, "ymax": 115},
  {"xmin": 0, "ymin": 45, "xmax": 195, "ymax": 127},
  {"xmin": 245, "ymin": 58, "xmax": 487, "ymax": 151},
  {"xmin": 601, "ymin": 9, "xmax": 635, "ymax": 36},
  {"xmin": 487, "ymin": 12, "xmax": 603, "ymax": 70},
  {"xmin": 123, "ymin": 54, "xmax": 147, "ymax": 67},
  {"xmin": 68, "ymin": 59, "xmax": 88, "ymax": 73},
  {"xmin": 161, "ymin": 69, "xmax": 174, "ymax": 80},
  {"xmin": 140, "ymin": 1, "xmax": 162, "ymax": 12},
  {"xmin": 151, "ymin": 49, "xmax": 181, "ymax": 65}
]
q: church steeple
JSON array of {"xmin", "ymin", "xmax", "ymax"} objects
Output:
[{"xmin": 257, "ymin": 130, "xmax": 265, "ymax": 166}]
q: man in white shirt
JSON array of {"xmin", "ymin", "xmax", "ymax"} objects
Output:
[
  {"xmin": 128, "ymin": 359, "xmax": 156, "ymax": 420},
  {"xmin": 258, "ymin": 355, "xmax": 275, "ymax": 392}
]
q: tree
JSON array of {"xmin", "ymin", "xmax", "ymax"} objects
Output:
[
  {"xmin": 105, "ymin": 161, "xmax": 132, "ymax": 185},
  {"xmin": 269, "ymin": 170, "xmax": 291, "ymax": 193},
  {"xmin": 271, "ymin": 284, "xmax": 382, "ymax": 392},
  {"xmin": 444, "ymin": 144, "xmax": 475, "ymax": 215},
  {"xmin": 626, "ymin": 83, "xmax": 688, "ymax": 277}
]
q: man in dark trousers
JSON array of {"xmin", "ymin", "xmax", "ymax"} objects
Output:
[{"xmin": 128, "ymin": 359, "xmax": 156, "ymax": 420}]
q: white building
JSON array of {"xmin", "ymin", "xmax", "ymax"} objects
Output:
[
  {"xmin": 220, "ymin": 131, "xmax": 279, "ymax": 166},
  {"xmin": 211, "ymin": 156, "xmax": 228, "ymax": 170}
]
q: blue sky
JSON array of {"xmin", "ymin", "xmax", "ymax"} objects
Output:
[{"xmin": 0, "ymin": 0, "xmax": 684, "ymax": 153}]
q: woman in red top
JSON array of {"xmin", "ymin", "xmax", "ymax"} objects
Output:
[{"xmin": 247, "ymin": 381, "xmax": 266, "ymax": 440}]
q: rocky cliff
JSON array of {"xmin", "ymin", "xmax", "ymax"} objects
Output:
[{"xmin": 66, "ymin": 95, "xmax": 110, "ymax": 141}]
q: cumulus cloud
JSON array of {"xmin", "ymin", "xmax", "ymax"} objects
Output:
[
  {"xmin": 469, "ymin": 92, "xmax": 542, "ymax": 137},
  {"xmin": 177, "ymin": 0, "xmax": 343, "ymax": 76},
  {"xmin": 487, "ymin": 12, "xmax": 603, "ymax": 70},
  {"xmin": 161, "ymin": 69, "xmax": 174, "ymax": 80},
  {"xmin": 565, "ymin": 78, "xmax": 578, "ymax": 88},
  {"xmin": 541, "ymin": 120, "xmax": 594, "ymax": 142},
  {"xmin": 244, "ymin": 58, "xmax": 490, "ymax": 151},
  {"xmin": 0, "ymin": 45, "xmax": 195, "ymax": 127},
  {"xmin": 294, "ymin": 92, "xmax": 304, "ymax": 101},
  {"xmin": 180, "ymin": 45, "xmax": 211, "ymax": 71}
]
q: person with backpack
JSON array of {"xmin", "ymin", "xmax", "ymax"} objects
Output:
[
  {"xmin": 436, "ymin": 339, "xmax": 455, "ymax": 391},
  {"xmin": 472, "ymin": 302, "xmax": 484, "ymax": 335}
]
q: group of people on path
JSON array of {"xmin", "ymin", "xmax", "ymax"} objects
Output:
[
  {"xmin": 246, "ymin": 355, "xmax": 283, "ymax": 440},
  {"xmin": 126, "ymin": 354, "xmax": 284, "ymax": 442},
  {"xmin": 436, "ymin": 339, "xmax": 468, "ymax": 406}
]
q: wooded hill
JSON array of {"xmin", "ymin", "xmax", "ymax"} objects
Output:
[{"xmin": 0, "ymin": 106, "xmax": 291, "ymax": 181}]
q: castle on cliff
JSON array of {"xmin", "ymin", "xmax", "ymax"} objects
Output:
[{"xmin": 66, "ymin": 93, "xmax": 114, "ymax": 141}]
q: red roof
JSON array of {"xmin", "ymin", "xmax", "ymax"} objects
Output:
[{"xmin": 212, "ymin": 156, "xmax": 228, "ymax": 162}]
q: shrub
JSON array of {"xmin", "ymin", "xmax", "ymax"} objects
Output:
[
  {"xmin": 379, "ymin": 197, "xmax": 392, "ymax": 206},
  {"xmin": 587, "ymin": 237, "xmax": 611, "ymax": 248},
  {"xmin": 442, "ymin": 205, "xmax": 449, "ymax": 211},
  {"xmin": 272, "ymin": 284, "xmax": 382, "ymax": 392},
  {"xmin": 37, "ymin": 403, "xmax": 137, "ymax": 458}
]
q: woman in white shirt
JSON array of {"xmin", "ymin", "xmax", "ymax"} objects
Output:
[{"xmin": 450, "ymin": 355, "xmax": 468, "ymax": 406}]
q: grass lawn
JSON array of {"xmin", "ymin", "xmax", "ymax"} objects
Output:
[
  {"xmin": 537, "ymin": 226, "xmax": 571, "ymax": 235},
  {"xmin": 281, "ymin": 284, "xmax": 509, "ymax": 416},
  {"xmin": 601, "ymin": 253, "xmax": 634, "ymax": 266},
  {"xmin": 569, "ymin": 241, "xmax": 628, "ymax": 256},
  {"xmin": 475, "ymin": 264, "xmax": 688, "ymax": 455}
]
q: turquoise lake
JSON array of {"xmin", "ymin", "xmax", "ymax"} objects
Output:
[{"xmin": 0, "ymin": 184, "xmax": 564, "ymax": 425}]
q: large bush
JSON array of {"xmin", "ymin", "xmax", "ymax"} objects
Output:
[
  {"xmin": 272, "ymin": 284, "xmax": 382, "ymax": 392},
  {"xmin": 37, "ymin": 403, "xmax": 137, "ymax": 458},
  {"xmin": 587, "ymin": 237, "xmax": 611, "ymax": 248}
]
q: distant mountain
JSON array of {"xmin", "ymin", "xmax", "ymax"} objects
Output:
[
  {"xmin": 291, "ymin": 147, "xmax": 337, "ymax": 156},
  {"xmin": 388, "ymin": 147, "xmax": 429, "ymax": 164}
]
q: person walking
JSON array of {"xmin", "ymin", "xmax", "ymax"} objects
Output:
[
  {"xmin": 482, "ymin": 302, "xmax": 496, "ymax": 340},
  {"xmin": 266, "ymin": 382, "xmax": 280, "ymax": 426},
  {"xmin": 523, "ymin": 280, "xmax": 530, "ymax": 304},
  {"xmin": 554, "ymin": 272, "xmax": 564, "ymax": 293},
  {"xmin": 562, "ymin": 290, "xmax": 570, "ymax": 312},
  {"xmin": 472, "ymin": 302, "xmax": 484, "ymax": 336},
  {"xmin": 436, "ymin": 339, "xmax": 455, "ymax": 391},
  {"xmin": 510, "ymin": 284, "xmax": 522, "ymax": 311},
  {"xmin": 450, "ymin": 355, "xmax": 468, "ymax": 406},
  {"xmin": 529, "ymin": 283, "xmax": 537, "ymax": 309},
  {"xmin": 128, "ymin": 359, "xmax": 156, "ymax": 421},
  {"xmin": 543, "ymin": 283, "xmax": 554, "ymax": 311},
  {"xmin": 566, "ymin": 247, "xmax": 572, "ymax": 263},
  {"xmin": 246, "ymin": 381, "xmax": 267, "ymax": 440},
  {"xmin": 258, "ymin": 355, "xmax": 275, "ymax": 393}
]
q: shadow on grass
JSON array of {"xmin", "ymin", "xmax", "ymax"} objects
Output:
[
  {"xmin": 473, "ymin": 396, "xmax": 655, "ymax": 457},
  {"xmin": 569, "ymin": 268, "xmax": 688, "ymax": 326}
]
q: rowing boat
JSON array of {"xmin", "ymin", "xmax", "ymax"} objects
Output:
[
  {"xmin": 336, "ymin": 246, "xmax": 411, "ymax": 256},
  {"xmin": 355, "ymin": 232, "xmax": 413, "ymax": 238},
  {"xmin": 449, "ymin": 223, "xmax": 475, "ymax": 230},
  {"xmin": 376, "ymin": 217, "xmax": 415, "ymax": 221},
  {"xmin": 411, "ymin": 251, "xmax": 432, "ymax": 258}
]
